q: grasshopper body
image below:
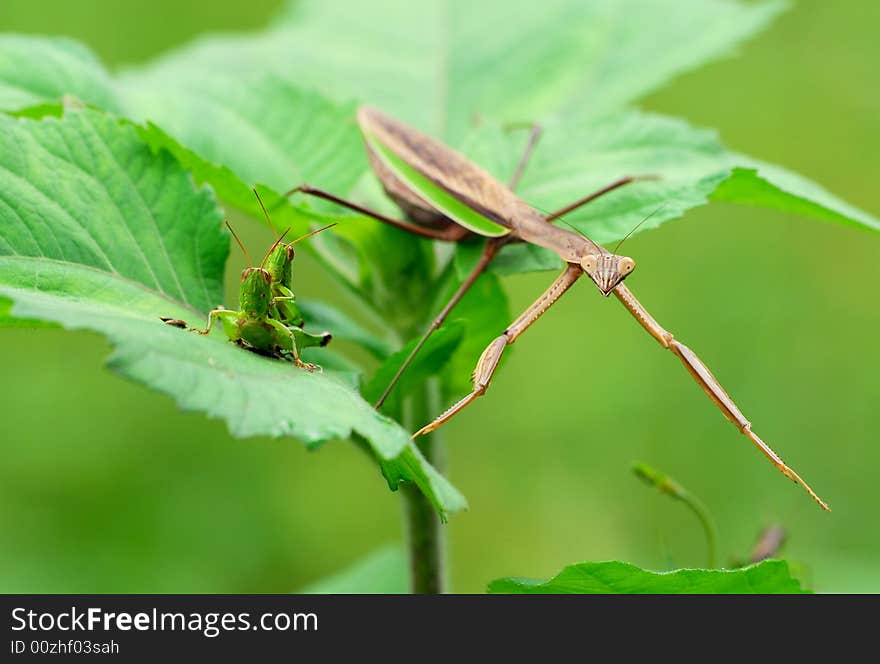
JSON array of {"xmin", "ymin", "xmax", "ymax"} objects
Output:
[
  {"xmin": 201, "ymin": 265, "xmax": 319, "ymax": 371},
  {"xmin": 260, "ymin": 214, "xmax": 334, "ymax": 352},
  {"xmin": 195, "ymin": 203, "xmax": 337, "ymax": 371}
]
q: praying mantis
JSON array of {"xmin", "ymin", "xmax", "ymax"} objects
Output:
[{"xmin": 285, "ymin": 106, "xmax": 829, "ymax": 511}]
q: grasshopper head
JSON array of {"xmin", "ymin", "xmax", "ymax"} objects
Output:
[
  {"xmin": 579, "ymin": 253, "xmax": 636, "ymax": 296},
  {"xmin": 263, "ymin": 242, "xmax": 294, "ymax": 287},
  {"xmin": 239, "ymin": 267, "xmax": 273, "ymax": 317}
]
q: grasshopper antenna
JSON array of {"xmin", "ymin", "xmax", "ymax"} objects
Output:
[
  {"xmin": 613, "ymin": 202, "xmax": 668, "ymax": 254},
  {"xmin": 260, "ymin": 227, "xmax": 293, "ymax": 269},
  {"xmin": 225, "ymin": 221, "xmax": 253, "ymax": 266},
  {"xmin": 290, "ymin": 222, "xmax": 338, "ymax": 245},
  {"xmin": 252, "ymin": 187, "xmax": 279, "ymax": 237}
]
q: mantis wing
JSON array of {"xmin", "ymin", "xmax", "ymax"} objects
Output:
[{"xmin": 358, "ymin": 106, "xmax": 527, "ymax": 238}]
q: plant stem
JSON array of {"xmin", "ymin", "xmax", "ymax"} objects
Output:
[
  {"xmin": 401, "ymin": 380, "xmax": 446, "ymax": 593},
  {"xmin": 633, "ymin": 462, "xmax": 718, "ymax": 568}
]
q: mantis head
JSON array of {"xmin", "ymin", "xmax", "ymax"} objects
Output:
[
  {"xmin": 239, "ymin": 267, "xmax": 273, "ymax": 317},
  {"xmin": 579, "ymin": 253, "xmax": 636, "ymax": 296}
]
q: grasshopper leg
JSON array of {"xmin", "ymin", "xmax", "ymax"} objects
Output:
[
  {"xmin": 267, "ymin": 318, "xmax": 319, "ymax": 372},
  {"xmin": 198, "ymin": 308, "xmax": 238, "ymax": 336},
  {"xmin": 413, "ymin": 264, "xmax": 582, "ymax": 437}
]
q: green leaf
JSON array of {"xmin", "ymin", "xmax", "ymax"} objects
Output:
[
  {"xmin": 488, "ymin": 559, "xmax": 808, "ymax": 594},
  {"xmin": 299, "ymin": 546, "xmax": 407, "ymax": 594},
  {"xmin": 298, "ymin": 298, "xmax": 393, "ymax": 360},
  {"xmin": 122, "ymin": 76, "xmax": 365, "ymax": 199},
  {"xmin": 4, "ymin": 0, "xmax": 874, "ymax": 284},
  {"xmin": 0, "ymin": 108, "xmax": 465, "ymax": 519},
  {"xmin": 264, "ymin": 0, "xmax": 787, "ymax": 141},
  {"xmin": 457, "ymin": 110, "xmax": 880, "ymax": 273},
  {"xmin": 0, "ymin": 35, "xmax": 121, "ymax": 113},
  {"xmin": 364, "ymin": 322, "xmax": 466, "ymax": 413},
  {"xmin": 712, "ymin": 162, "xmax": 880, "ymax": 233}
]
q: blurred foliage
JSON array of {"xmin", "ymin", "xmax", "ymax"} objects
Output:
[
  {"xmin": 488, "ymin": 559, "xmax": 807, "ymax": 594},
  {"xmin": 0, "ymin": 0, "xmax": 877, "ymax": 592}
]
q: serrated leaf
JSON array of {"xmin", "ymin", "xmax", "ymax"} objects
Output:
[
  {"xmin": 455, "ymin": 110, "xmax": 879, "ymax": 273},
  {"xmin": 266, "ymin": 0, "xmax": 787, "ymax": 141},
  {"xmin": 488, "ymin": 559, "xmax": 808, "ymax": 594},
  {"xmin": 0, "ymin": 109, "xmax": 465, "ymax": 519},
  {"xmin": 712, "ymin": 162, "xmax": 880, "ymax": 233}
]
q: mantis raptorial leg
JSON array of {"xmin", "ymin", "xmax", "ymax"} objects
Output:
[
  {"xmin": 613, "ymin": 283, "xmax": 829, "ymax": 510},
  {"xmin": 412, "ymin": 263, "xmax": 583, "ymax": 437}
]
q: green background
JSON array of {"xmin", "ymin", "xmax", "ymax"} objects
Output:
[{"xmin": 1, "ymin": 1, "xmax": 877, "ymax": 592}]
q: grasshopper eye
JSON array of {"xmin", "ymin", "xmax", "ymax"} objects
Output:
[
  {"xmin": 618, "ymin": 257, "xmax": 635, "ymax": 274},
  {"xmin": 580, "ymin": 255, "xmax": 597, "ymax": 273}
]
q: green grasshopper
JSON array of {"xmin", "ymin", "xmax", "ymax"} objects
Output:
[
  {"xmin": 199, "ymin": 221, "xmax": 334, "ymax": 371},
  {"xmin": 254, "ymin": 190, "xmax": 336, "ymax": 352}
]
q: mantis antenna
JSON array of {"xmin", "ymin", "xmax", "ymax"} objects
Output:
[
  {"xmin": 613, "ymin": 203, "xmax": 668, "ymax": 254},
  {"xmin": 553, "ymin": 203, "xmax": 668, "ymax": 254}
]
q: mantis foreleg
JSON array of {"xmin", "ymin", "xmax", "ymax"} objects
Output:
[
  {"xmin": 412, "ymin": 264, "xmax": 583, "ymax": 437},
  {"xmin": 613, "ymin": 283, "xmax": 829, "ymax": 511}
]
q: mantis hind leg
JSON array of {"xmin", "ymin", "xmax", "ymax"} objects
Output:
[
  {"xmin": 283, "ymin": 184, "xmax": 470, "ymax": 241},
  {"xmin": 374, "ymin": 238, "xmax": 505, "ymax": 409},
  {"xmin": 505, "ymin": 122, "xmax": 543, "ymax": 191},
  {"xmin": 544, "ymin": 175, "xmax": 660, "ymax": 222}
]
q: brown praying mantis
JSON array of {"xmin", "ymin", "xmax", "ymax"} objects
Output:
[{"xmin": 284, "ymin": 106, "xmax": 829, "ymax": 511}]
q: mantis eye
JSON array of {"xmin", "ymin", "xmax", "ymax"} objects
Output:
[
  {"xmin": 618, "ymin": 257, "xmax": 636, "ymax": 274},
  {"xmin": 580, "ymin": 255, "xmax": 597, "ymax": 273}
]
